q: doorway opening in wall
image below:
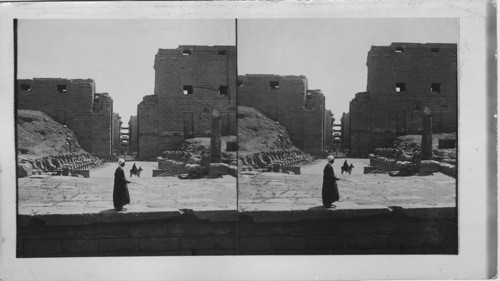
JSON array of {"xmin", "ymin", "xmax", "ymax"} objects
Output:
[
  {"xmin": 183, "ymin": 85, "xmax": 193, "ymax": 95},
  {"xmin": 395, "ymin": 83, "xmax": 406, "ymax": 92},
  {"xmin": 269, "ymin": 81, "xmax": 279, "ymax": 90},
  {"xmin": 431, "ymin": 83, "xmax": 441, "ymax": 93},
  {"xmin": 57, "ymin": 84, "xmax": 67, "ymax": 93},
  {"xmin": 219, "ymin": 86, "xmax": 229, "ymax": 96},
  {"xmin": 20, "ymin": 83, "xmax": 30, "ymax": 91}
]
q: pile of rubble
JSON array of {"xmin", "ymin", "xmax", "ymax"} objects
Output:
[
  {"xmin": 368, "ymin": 147, "xmax": 456, "ymax": 178},
  {"xmin": 156, "ymin": 150, "xmax": 237, "ymax": 178},
  {"xmin": 17, "ymin": 152, "xmax": 103, "ymax": 177},
  {"xmin": 238, "ymin": 149, "xmax": 312, "ymax": 172}
]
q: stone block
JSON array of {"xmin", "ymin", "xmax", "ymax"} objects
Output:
[
  {"xmin": 339, "ymin": 221, "xmax": 377, "ymax": 235},
  {"xmin": 131, "ymin": 223, "xmax": 167, "ymax": 238},
  {"xmin": 152, "ymin": 170, "xmax": 170, "ymax": 177},
  {"xmin": 363, "ymin": 166, "xmax": 378, "ymax": 174},
  {"xmin": 208, "ymin": 163, "xmax": 229, "ymax": 176},
  {"xmin": 269, "ymin": 237, "xmax": 305, "ymax": 250},
  {"xmin": 238, "ymin": 236, "xmax": 269, "ymax": 250},
  {"xmin": 282, "ymin": 167, "xmax": 301, "ymax": 174},
  {"xmin": 253, "ymin": 223, "xmax": 290, "ymax": 235},
  {"xmin": 61, "ymin": 239, "xmax": 99, "ymax": 253},
  {"xmin": 389, "ymin": 234, "xmax": 427, "ymax": 247},
  {"xmin": 45, "ymin": 225, "xmax": 82, "ymax": 238},
  {"xmin": 211, "ymin": 222, "xmax": 237, "ymax": 235},
  {"xmin": 420, "ymin": 160, "xmax": 441, "ymax": 173},
  {"xmin": 166, "ymin": 222, "xmax": 212, "ymax": 236},
  {"xmin": 290, "ymin": 221, "xmax": 340, "ymax": 235},
  {"xmin": 139, "ymin": 237, "xmax": 179, "ymax": 252},
  {"xmin": 82, "ymin": 224, "xmax": 130, "ymax": 239},
  {"xmin": 17, "ymin": 163, "xmax": 32, "ymax": 177},
  {"xmin": 24, "ymin": 239, "xmax": 61, "ymax": 255},
  {"xmin": 348, "ymin": 235, "xmax": 388, "ymax": 248},
  {"xmin": 306, "ymin": 235, "xmax": 348, "ymax": 250},
  {"xmin": 180, "ymin": 236, "xmax": 237, "ymax": 250},
  {"xmin": 98, "ymin": 239, "xmax": 140, "ymax": 253},
  {"xmin": 72, "ymin": 170, "xmax": 90, "ymax": 178}
]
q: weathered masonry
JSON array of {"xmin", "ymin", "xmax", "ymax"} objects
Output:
[
  {"xmin": 16, "ymin": 78, "xmax": 114, "ymax": 159},
  {"xmin": 348, "ymin": 43, "xmax": 457, "ymax": 157},
  {"xmin": 138, "ymin": 46, "xmax": 237, "ymax": 160},
  {"xmin": 128, "ymin": 115, "xmax": 138, "ymax": 155},
  {"xmin": 237, "ymin": 75, "xmax": 326, "ymax": 155}
]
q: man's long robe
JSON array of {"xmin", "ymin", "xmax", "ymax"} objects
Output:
[
  {"xmin": 322, "ymin": 163, "xmax": 340, "ymax": 207},
  {"xmin": 113, "ymin": 166, "xmax": 130, "ymax": 209}
]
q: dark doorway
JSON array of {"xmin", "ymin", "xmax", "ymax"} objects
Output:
[{"xmin": 183, "ymin": 112, "xmax": 194, "ymax": 139}]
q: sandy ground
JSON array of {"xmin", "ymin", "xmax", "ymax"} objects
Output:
[
  {"xmin": 239, "ymin": 158, "xmax": 456, "ymax": 211},
  {"xmin": 18, "ymin": 161, "xmax": 236, "ymax": 215}
]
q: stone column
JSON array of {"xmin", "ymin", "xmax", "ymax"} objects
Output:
[
  {"xmin": 421, "ymin": 107, "xmax": 433, "ymax": 160},
  {"xmin": 210, "ymin": 109, "xmax": 222, "ymax": 163}
]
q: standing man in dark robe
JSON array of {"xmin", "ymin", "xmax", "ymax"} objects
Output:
[
  {"xmin": 322, "ymin": 155, "xmax": 340, "ymax": 208},
  {"xmin": 114, "ymin": 158, "xmax": 131, "ymax": 211}
]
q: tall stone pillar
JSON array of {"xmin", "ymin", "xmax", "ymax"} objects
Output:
[
  {"xmin": 210, "ymin": 109, "xmax": 222, "ymax": 163},
  {"xmin": 421, "ymin": 107, "xmax": 433, "ymax": 160}
]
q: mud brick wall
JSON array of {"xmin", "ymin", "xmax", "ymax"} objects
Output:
[
  {"xmin": 18, "ymin": 211, "xmax": 238, "ymax": 257},
  {"xmin": 138, "ymin": 46, "xmax": 237, "ymax": 160},
  {"xmin": 17, "ymin": 78, "xmax": 113, "ymax": 159},
  {"xmin": 238, "ymin": 206, "xmax": 457, "ymax": 255},
  {"xmin": 349, "ymin": 43, "xmax": 457, "ymax": 157},
  {"xmin": 237, "ymin": 75, "xmax": 326, "ymax": 155}
]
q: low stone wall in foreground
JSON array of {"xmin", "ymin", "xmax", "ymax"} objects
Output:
[{"xmin": 17, "ymin": 206, "xmax": 457, "ymax": 257}]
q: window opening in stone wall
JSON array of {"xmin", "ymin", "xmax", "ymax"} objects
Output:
[
  {"xmin": 57, "ymin": 84, "xmax": 67, "ymax": 93},
  {"xmin": 218, "ymin": 50, "xmax": 227, "ymax": 55},
  {"xmin": 395, "ymin": 83, "xmax": 406, "ymax": 92},
  {"xmin": 395, "ymin": 47, "xmax": 405, "ymax": 53},
  {"xmin": 431, "ymin": 83, "xmax": 441, "ymax": 93},
  {"xmin": 219, "ymin": 86, "xmax": 229, "ymax": 96},
  {"xmin": 237, "ymin": 80, "xmax": 243, "ymax": 87},
  {"xmin": 20, "ymin": 83, "xmax": 30, "ymax": 91},
  {"xmin": 182, "ymin": 50, "xmax": 192, "ymax": 56},
  {"xmin": 269, "ymin": 81, "xmax": 279, "ymax": 90},
  {"xmin": 202, "ymin": 108, "xmax": 210, "ymax": 114},
  {"xmin": 431, "ymin": 47, "xmax": 440, "ymax": 52},
  {"xmin": 183, "ymin": 85, "xmax": 193, "ymax": 95}
]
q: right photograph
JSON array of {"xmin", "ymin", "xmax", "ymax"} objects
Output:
[{"xmin": 236, "ymin": 18, "xmax": 458, "ymax": 255}]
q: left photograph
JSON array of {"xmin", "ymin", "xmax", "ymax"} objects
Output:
[{"xmin": 15, "ymin": 19, "xmax": 238, "ymax": 257}]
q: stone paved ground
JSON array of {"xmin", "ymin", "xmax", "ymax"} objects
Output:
[
  {"xmin": 18, "ymin": 161, "xmax": 236, "ymax": 216},
  {"xmin": 239, "ymin": 158, "xmax": 456, "ymax": 211}
]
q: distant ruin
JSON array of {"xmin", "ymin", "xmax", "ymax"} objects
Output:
[
  {"xmin": 347, "ymin": 43, "xmax": 457, "ymax": 157},
  {"xmin": 237, "ymin": 75, "xmax": 328, "ymax": 155},
  {"xmin": 137, "ymin": 45, "xmax": 237, "ymax": 160},
  {"xmin": 16, "ymin": 78, "xmax": 115, "ymax": 159}
]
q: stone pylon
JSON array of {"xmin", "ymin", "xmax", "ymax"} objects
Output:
[
  {"xmin": 210, "ymin": 109, "xmax": 222, "ymax": 163},
  {"xmin": 421, "ymin": 107, "xmax": 433, "ymax": 160}
]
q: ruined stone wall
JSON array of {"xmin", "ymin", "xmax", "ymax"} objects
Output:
[
  {"xmin": 349, "ymin": 43, "xmax": 457, "ymax": 157},
  {"xmin": 303, "ymin": 90, "xmax": 325, "ymax": 154},
  {"xmin": 128, "ymin": 115, "xmax": 138, "ymax": 153},
  {"xmin": 237, "ymin": 75, "xmax": 325, "ymax": 155},
  {"xmin": 17, "ymin": 78, "xmax": 113, "ymax": 159},
  {"xmin": 91, "ymin": 93, "xmax": 113, "ymax": 159},
  {"xmin": 138, "ymin": 46, "xmax": 237, "ymax": 160},
  {"xmin": 324, "ymin": 110, "xmax": 334, "ymax": 151},
  {"xmin": 112, "ymin": 113, "xmax": 121, "ymax": 154},
  {"xmin": 340, "ymin": 112, "xmax": 350, "ymax": 151}
]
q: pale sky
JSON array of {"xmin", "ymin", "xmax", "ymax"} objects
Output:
[
  {"xmin": 238, "ymin": 18, "xmax": 458, "ymax": 121},
  {"xmin": 18, "ymin": 19, "xmax": 457, "ymax": 123},
  {"xmin": 17, "ymin": 19, "xmax": 235, "ymax": 121}
]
